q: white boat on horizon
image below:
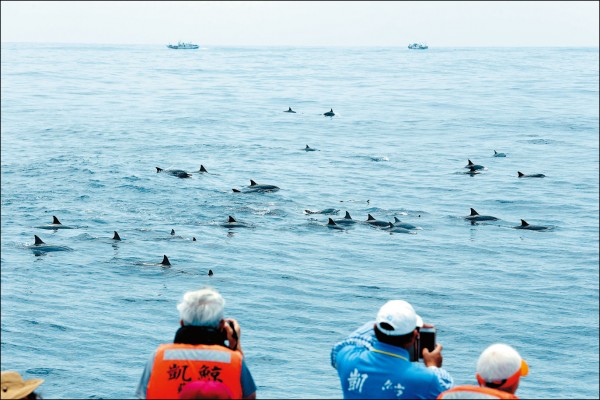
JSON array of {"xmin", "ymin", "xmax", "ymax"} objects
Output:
[
  {"xmin": 167, "ymin": 42, "xmax": 199, "ymax": 50},
  {"xmin": 408, "ymin": 43, "xmax": 428, "ymax": 50}
]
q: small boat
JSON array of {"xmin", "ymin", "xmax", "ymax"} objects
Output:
[
  {"xmin": 167, "ymin": 42, "xmax": 199, "ymax": 50},
  {"xmin": 408, "ymin": 43, "xmax": 428, "ymax": 50}
]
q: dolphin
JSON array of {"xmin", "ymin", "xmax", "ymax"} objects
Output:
[
  {"xmin": 332, "ymin": 211, "xmax": 357, "ymax": 225},
  {"xmin": 365, "ymin": 214, "xmax": 391, "ymax": 228},
  {"xmin": 518, "ymin": 171, "xmax": 545, "ymax": 178},
  {"xmin": 327, "ymin": 218, "xmax": 345, "ymax": 230},
  {"xmin": 465, "ymin": 160, "xmax": 484, "ymax": 170},
  {"xmin": 324, "ymin": 108, "xmax": 335, "ymax": 117},
  {"xmin": 112, "ymin": 231, "xmax": 121, "ymax": 241},
  {"xmin": 36, "ymin": 216, "xmax": 75, "ymax": 230},
  {"xmin": 28, "ymin": 235, "xmax": 73, "ymax": 253},
  {"xmin": 232, "ymin": 180, "xmax": 280, "ymax": 193},
  {"xmin": 220, "ymin": 216, "xmax": 251, "ymax": 228},
  {"xmin": 514, "ymin": 219, "xmax": 550, "ymax": 231},
  {"xmin": 208, "ymin": 269, "xmax": 214, "ymax": 276},
  {"xmin": 464, "ymin": 208, "xmax": 499, "ymax": 222},
  {"xmin": 198, "ymin": 165, "xmax": 208, "ymax": 173},
  {"xmin": 171, "ymin": 229, "xmax": 176, "ymax": 236},
  {"xmin": 285, "ymin": 107, "xmax": 296, "ymax": 113},
  {"xmin": 304, "ymin": 208, "xmax": 340, "ymax": 215},
  {"xmin": 386, "ymin": 223, "xmax": 417, "ymax": 234},
  {"xmin": 464, "ymin": 166, "xmax": 481, "ymax": 176},
  {"xmin": 494, "ymin": 150, "xmax": 507, "ymax": 157},
  {"xmin": 161, "ymin": 255, "xmax": 171, "ymax": 266},
  {"xmin": 304, "ymin": 145, "xmax": 319, "ymax": 152},
  {"xmin": 156, "ymin": 167, "xmax": 192, "ymax": 178},
  {"xmin": 390, "ymin": 217, "xmax": 420, "ymax": 230}
]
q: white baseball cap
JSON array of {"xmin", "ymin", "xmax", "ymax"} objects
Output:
[{"xmin": 375, "ymin": 300, "xmax": 423, "ymax": 336}]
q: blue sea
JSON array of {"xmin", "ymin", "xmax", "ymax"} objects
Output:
[{"xmin": 1, "ymin": 43, "xmax": 598, "ymax": 399}]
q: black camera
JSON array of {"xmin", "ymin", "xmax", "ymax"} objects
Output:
[{"xmin": 408, "ymin": 327, "xmax": 436, "ymax": 361}]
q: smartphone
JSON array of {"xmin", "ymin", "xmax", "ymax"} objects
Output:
[{"xmin": 418, "ymin": 327, "xmax": 436, "ymax": 359}]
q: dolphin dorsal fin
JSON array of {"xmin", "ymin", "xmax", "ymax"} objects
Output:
[
  {"xmin": 518, "ymin": 171, "xmax": 524, "ymax": 177},
  {"xmin": 156, "ymin": 167, "xmax": 162, "ymax": 173},
  {"xmin": 394, "ymin": 217, "xmax": 401, "ymax": 223},
  {"xmin": 330, "ymin": 108, "xmax": 333, "ymax": 112},
  {"xmin": 470, "ymin": 208, "xmax": 479, "ymax": 216},
  {"xmin": 250, "ymin": 180, "xmax": 257, "ymax": 186},
  {"xmin": 208, "ymin": 269, "xmax": 213, "ymax": 276},
  {"xmin": 388, "ymin": 222, "xmax": 394, "ymax": 228},
  {"xmin": 34, "ymin": 235, "xmax": 45, "ymax": 245},
  {"xmin": 232, "ymin": 188, "xmax": 241, "ymax": 193},
  {"xmin": 328, "ymin": 218, "xmax": 336, "ymax": 225},
  {"xmin": 113, "ymin": 231, "xmax": 121, "ymax": 241},
  {"xmin": 170, "ymin": 229, "xmax": 175, "ymax": 235},
  {"xmin": 521, "ymin": 219, "xmax": 529, "ymax": 226},
  {"xmin": 367, "ymin": 214, "xmax": 376, "ymax": 221},
  {"xmin": 161, "ymin": 255, "xmax": 171, "ymax": 266},
  {"xmin": 228, "ymin": 216, "xmax": 236, "ymax": 223},
  {"xmin": 306, "ymin": 145, "xmax": 310, "ymax": 149},
  {"xmin": 52, "ymin": 216, "xmax": 62, "ymax": 225},
  {"xmin": 193, "ymin": 237, "xmax": 196, "ymax": 241},
  {"xmin": 344, "ymin": 211, "xmax": 352, "ymax": 219},
  {"xmin": 494, "ymin": 150, "xmax": 497, "ymax": 154},
  {"xmin": 467, "ymin": 160, "xmax": 474, "ymax": 165},
  {"xmin": 200, "ymin": 165, "xmax": 208, "ymax": 173}
]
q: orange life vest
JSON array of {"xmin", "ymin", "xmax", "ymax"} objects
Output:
[
  {"xmin": 146, "ymin": 343, "xmax": 243, "ymax": 399},
  {"xmin": 437, "ymin": 385, "xmax": 519, "ymax": 399}
]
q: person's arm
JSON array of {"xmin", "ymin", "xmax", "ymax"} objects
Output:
[
  {"xmin": 134, "ymin": 352, "xmax": 156, "ymax": 399},
  {"xmin": 222, "ymin": 318, "xmax": 244, "ymax": 356}
]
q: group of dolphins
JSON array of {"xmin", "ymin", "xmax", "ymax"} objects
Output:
[
  {"xmin": 460, "ymin": 155, "xmax": 550, "ymax": 230},
  {"xmin": 463, "ymin": 157, "xmax": 546, "ymax": 178},
  {"xmin": 27, "ymin": 113, "xmax": 551, "ymax": 267},
  {"xmin": 284, "ymin": 107, "xmax": 335, "ymax": 117}
]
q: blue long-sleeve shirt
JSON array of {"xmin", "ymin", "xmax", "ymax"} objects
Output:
[{"xmin": 331, "ymin": 322, "xmax": 454, "ymax": 399}]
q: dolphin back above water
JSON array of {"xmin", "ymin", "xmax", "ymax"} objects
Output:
[
  {"xmin": 304, "ymin": 208, "xmax": 339, "ymax": 215},
  {"xmin": 391, "ymin": 217, "xmax": 420, "ymax": 230},
  {"xmin": 464, "ymin": 208, "xmax": 499, "ymax": 222},
  {"xmin": 304, "ymin": 145, "xmax": 318, "ymax": 152},
  {"xmin": 28, "ymin": 235, "xmax": 73, "ymax": 253},
  {"xmin": 233, "ymin": 180, "xmax": 280, "ymax": 193},
  {"xmin": 386, "ymin": 222, "xmax": 417, "ymax": 234},
  {"xmin": 220, "ymin": 216, "xmax": 251, "ymax": 228},
  {"xmin": 365, "ymin": 214, "xmax": 391, "ymax": 227},
  {"xmin": 156, "ymin": 167, "xmax": 192, "ymax": 178},
  {"xmin": 36, "ymin": 216, "xmax": 75, "ymax": 230},
  {"xmin": 494, "ymin": 150, "xmax": 507, "ymax": 157},
  {"xmin": 465, "ymin": 160, "xmax": 485, "ymax": 170},
  {"xmin": 514, "ymin": 219, "xmax": 550, "ymax": 231},
  {"xmin": 333, "ymin": 211, "xmax": 357, "ymax": 225},
  {"xmin": 327, "ymin": 218, "xmax": 345, "ymax": 230},
  {"xmin": 518, "ymin": 171, "xmax": 545, "ymax": 178},
  {"xmin": 285, "ymin": 107, "xmax": 296, "ymax": 113},
  {"xmin": 324, "ymin": 108, "xmax": 335, "ymax": 117}
]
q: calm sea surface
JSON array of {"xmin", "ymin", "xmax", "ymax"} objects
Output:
[{"xmin": 1, "ymin": 44, "xmax": 598, "ymax": 399}]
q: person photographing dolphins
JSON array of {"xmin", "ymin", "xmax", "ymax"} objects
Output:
[{"xmin": 135, "ymin": 287, "xmax": 256, "ymax": 399}]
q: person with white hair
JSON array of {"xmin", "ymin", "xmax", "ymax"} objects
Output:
[
  {"xmin": 437, "ymin": 343, "xmax": 528, "ymax": 399},
  {"xmin": 135, "ymin": 287, "xmax": 256, "ymax": 399},
  {"xmin": 331, "ymin": 300, "xmax": 454, "ymax": 399}
]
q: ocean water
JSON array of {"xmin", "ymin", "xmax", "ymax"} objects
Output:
[{"xmin": 1, "ymin": 43, "xmax": 598, "ymax": 399}]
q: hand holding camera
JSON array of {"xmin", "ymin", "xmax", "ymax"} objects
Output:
[{"xmin": 221, "ymin": 318, "xmax": 243, "ymax": 355}]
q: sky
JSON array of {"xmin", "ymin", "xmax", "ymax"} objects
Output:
[{"xmin": 1, "ymin": 1, "xmax": 598, "ymax": 47}]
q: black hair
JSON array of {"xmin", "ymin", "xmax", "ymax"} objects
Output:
[{"xmin": 374, "ymin": 323, "xmax": 415, "ymax": 348}]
